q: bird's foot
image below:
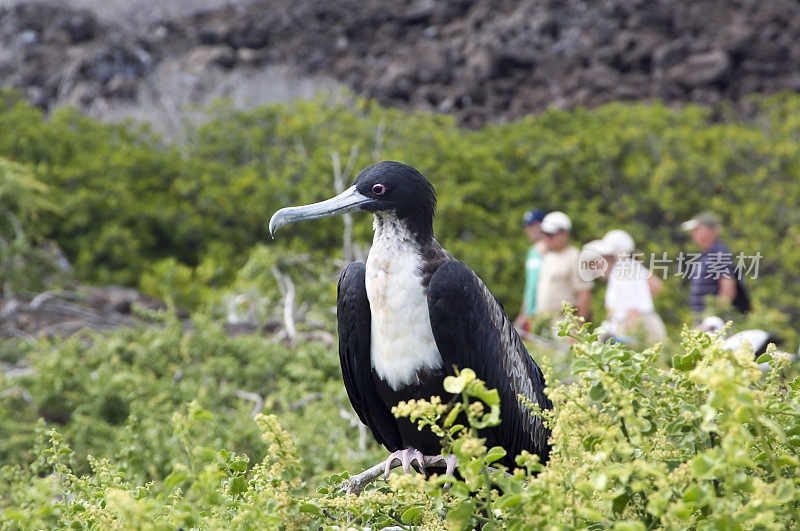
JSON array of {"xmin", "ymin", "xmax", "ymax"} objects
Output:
[
  {"xmin": 383, "ymin": 448, "xmax": 426, "ymax": 479},
  {"xmin": 427, "ymin": 454, "xmax": 458, "ymax": 477},
  {"xmin": 382, "ymin": 451, "xmax": 459, "ymax": 481}
]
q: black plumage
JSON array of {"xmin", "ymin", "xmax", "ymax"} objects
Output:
[{"xmin": 270, "ymin": 161, "xmax": 553, "ymax": 469}]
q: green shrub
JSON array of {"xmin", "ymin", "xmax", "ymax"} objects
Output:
[
  {"xmin": 0, "ymin": 157, "xmax": 67, "ymax": 293},
  {"xmin": 0, "ymin": 88, "xmax": 798, "ymax": 342},
  {"xmin": 0, "ymin": 314, "xmax": 383, "ymax": 486},
  {"xmin": 4, "ymin": 73, "xmax": 800, "ymax": 530},
  {"xmin": 2, "ymin": 312, "xmax": 797, "ymax": 529}
]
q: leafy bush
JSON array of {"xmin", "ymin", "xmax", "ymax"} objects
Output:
[
  {"xmin": 2, "ymin": 85, "xmax": 799, "ymax": 527},
  {"xmin": 2, "ymin": 311, "xmax": 797, "ymax": 529},
  {"xmin": 0, "ymin": 157, "xmax": 66, "ymax": 294},
  {"xmin": 0, "ymin": 316, "xmax": 383, "ymax": 486},
  {"xmin": 1, "ymin": 88, "xmax": 799, "ymax": 341}
]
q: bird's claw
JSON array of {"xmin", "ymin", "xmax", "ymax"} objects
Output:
[
  {"xmin": 383, "ymin": 448, "xmax": 426, "ymax": 479},
  {"xmin": 428, "ymin": 454, "xmax": 458, "ymax": 477},
  {"xmin": 443, "ymin": 454, "xmax": 458, "ymax": 477},
  {"xmin": 382, "ymin": 450, "xmax": 459, "ymax": 485}
]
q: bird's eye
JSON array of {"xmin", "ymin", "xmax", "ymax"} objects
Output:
[{"xmin": 371, "ymin": 183, "xmax": 386, "ymax": 195}]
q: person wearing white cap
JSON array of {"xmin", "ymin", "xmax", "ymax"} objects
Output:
[
  {"xmin": 535, "ymin": 211, "xmax": 593, "ymax": 321},
  {"xmin": 599, "ymin": 230, "xmax": 666, "ymax": 343}
]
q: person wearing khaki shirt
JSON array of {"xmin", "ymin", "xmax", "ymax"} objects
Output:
[{"xmin": 535, "ymin": 211, "xmax": 593, "ymax": 321}]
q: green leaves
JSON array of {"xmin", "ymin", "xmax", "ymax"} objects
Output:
[
  {"xmin": 672, "ymin": 349, "xmax": 702, "ymax": 371},
  {"xmin": 0, "ymin": 88, "xmax": 797, "ymax": 349},
  {"xmin": 589, "ymin": 382, "xmax": 606, "ymax": 401},
  {"xmin": 682, "ymin": 484, "xmax": 711, "ymax": 505},
  {"xmin": 484, "ymin": 446, "xmax": 507, "ymax": 465},
  {"xmin": 163, "ymin": 468, "xmax": 191, "ymax": 491},
  {"xmin": 447, "ymin": 500, "xmax": 476, "ymax": 531},
  {"xmin": 400, "ymin": 506, "xmax": 424, "ymax": 524},
  {"xmin": 468, "ymin": 384, "xmax": 500, "ymax": 408},
  {"xmin": 443, "ymin": 369, "xmax": 476, "ymax": 394},
  {"xmin": 3, "ymin": 310, "xmax": 800, "ymax": 530},
  {"xmin": 228, "ymin": 475, "xmax": 248, "ymax": 497},
  {"xmin": 2, "ymin": 89, "xmax": 800, "ymax": 529}
]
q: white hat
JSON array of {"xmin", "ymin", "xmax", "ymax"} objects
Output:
[
  {"xmin": 579, "ymin": 240, "xmax": 611, "ymax": 280},
  {"xmin": 699, "ymin": 316, "xmax": 725, "ymax": 333},
  {"xmin": 582, "ymin": 239, "xmax": 614, "ymax": 256},
  {"xmin": 540, "ymin": 211, "xmax": 571, "ymax": 234},
  {"xmin": 602, "ymin": 229, "xmax": 635, "ymax": 256}
]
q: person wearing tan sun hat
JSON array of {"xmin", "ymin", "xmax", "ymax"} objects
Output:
[{"xmin": 535, "ymin": 211, "xmax": 593, "ymax": 322}]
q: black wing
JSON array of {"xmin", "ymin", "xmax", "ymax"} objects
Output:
[
  {"xmin": 337, "ymin": 262, "xmax": 402, "ymax": 451},
  {"xmin": 427, "ymin": 260, "xmax": 552, "ymax": 466}
]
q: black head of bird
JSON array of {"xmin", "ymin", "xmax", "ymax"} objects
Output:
[
  {"xmin": 269, "ymin": 160, "xmax": 552, "ymax": 473},
  {"xmin": 270, "ymin": 161, "xmax": 436, "ymax": 242}
]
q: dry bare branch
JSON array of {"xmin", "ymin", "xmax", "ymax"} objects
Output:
[
  {"xmin": 302, "ymin": 329, "xmax": 336, "ymax": 348},
  {"xmin": 0, "ymin": 362, "xmax": 35, "ymax": 378},
  {"xmin": 288, "ymin": 392, "xmax": 324, "ymax": 411},
  {"xmin": 270, "ymin": 265, "xmax": 297, "ymax": 347},
  {"xmin": 372, "ymin": 118, "xmax": 385, "ymax": 160},
  {"xmin": 332, "ymin": 145, "xmax": 360, "ymax": 263},
  {"xmin": 338, "ymin": 407, "xmax": 368, "ymax": 454},
  {"xmin": 232, "ymin": 390, "xmax": 264, "ymax": 419},
  {"xmin": 0, "ymin": 386, "xmax": 33, "ymax": 405},
  {"xmin": 0, "ymin": 328, "xmax": 37, "ymax": 344}
]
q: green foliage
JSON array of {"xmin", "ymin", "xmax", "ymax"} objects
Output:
[
  {"xmin": 0, "ymin": 313, "xmax": 383, "ymax": 488},
  {"xmin": 0, "ymin": 88, "xmax": 798, "ymax": 340},
  {"xmin": 3, "ymin": 311, "xmax": 798, "ymax": 529},
  {"xmin": 2, "ymin": 84, "xmax": 800, "ymax": 528},
  {"xmin": 0, "ymin": 157, "xmax": 66, "ymax": 294},
  {"xmin": 0, "ymin": 157, "xmax": 56, "ymax": 225},
  {"xmin": 0, "ymin": 89, "xmax": 234, "ymax": 286}
]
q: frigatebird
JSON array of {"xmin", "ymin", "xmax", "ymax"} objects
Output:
[{"xmin": 269, "ymin": 161, "xmax": 552, "ymax": 473}]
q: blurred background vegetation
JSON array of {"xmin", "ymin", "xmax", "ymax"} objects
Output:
[
  {"xmin": 1, "ymin": 85, "xmax": 799, "ymax": 527},
  {"xmin": 1, "ymin": 88, "xmax": 798, "ymax": 338}
]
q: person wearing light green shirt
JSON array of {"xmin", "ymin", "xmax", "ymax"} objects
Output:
[
  {"xmin": 515, "ymin": 209, "xmax": 547, "ymax": 331},
  {"xmin": 523, "ymin": 245, "xmax": 543, "ymax": 315}
]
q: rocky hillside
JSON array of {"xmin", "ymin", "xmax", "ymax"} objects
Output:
[{"xmin": 2, "ymin": 0, "xmax": 800, "ymax": 127}]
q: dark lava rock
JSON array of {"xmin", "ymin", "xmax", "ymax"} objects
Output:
[
  {"xmin": 2, "ymin": 0, "xmax": 800, "ymax": 126},
  {"xmin": 667, "ymin": 50, "xmax": 731, "ymax": 89}
]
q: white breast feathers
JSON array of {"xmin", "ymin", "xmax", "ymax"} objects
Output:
[{"xmin": 365, "ymin": 217, "xmax": 443, "ymax": 391}]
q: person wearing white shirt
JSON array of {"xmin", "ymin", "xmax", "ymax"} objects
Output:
[{"xmin": 596, "ymin": 230, "xmax": 666, "ymax": 343}]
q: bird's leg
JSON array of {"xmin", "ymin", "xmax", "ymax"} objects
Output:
[
  {"xmin": 383, "ymin": 447, "xmax": 426, "ymax": 478},
  {"xmin": 426, "ymin": 454, "xmax": 458, "ymax": 477},
  {"xmin": 345, "ymin": 453, "xmax": 460, "ymax": 495}
]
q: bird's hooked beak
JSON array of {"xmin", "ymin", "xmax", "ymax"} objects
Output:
[{"xmin": 269, "ymin": 185, "xmax": 371, "ymax": 237}]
